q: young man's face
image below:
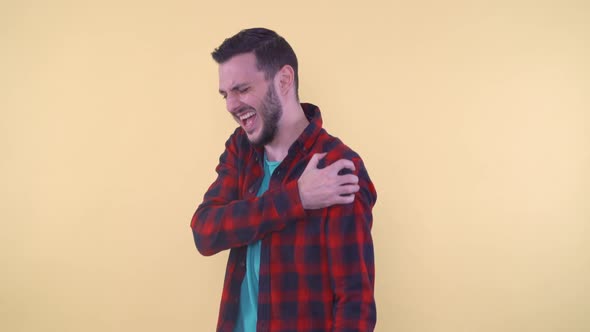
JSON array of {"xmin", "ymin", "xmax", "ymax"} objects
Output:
[{"xmin": 218, "ymin": 53, "xmax": 283, "ymax": 146}]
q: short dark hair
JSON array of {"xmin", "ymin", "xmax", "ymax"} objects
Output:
[{"xmin": 212, "ymin": 28, "xmax": 299, "ymax": 97}]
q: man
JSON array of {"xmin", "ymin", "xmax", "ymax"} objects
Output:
[{"xmin": 190, "ymin": 28, "xmax": 377, "ymax": 332}]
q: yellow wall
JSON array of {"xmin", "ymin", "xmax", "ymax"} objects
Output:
[{"xmin": 2, "ymin": 0, "xmax": 589, "ymax": 331}]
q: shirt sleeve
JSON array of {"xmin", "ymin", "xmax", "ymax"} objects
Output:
[
  {"xmin": 326, "ymin": 157, "xmax": 377, "ymax": 331},
  {"xmin": 190, "ymin": 132, "xmax": 307, "ymax": 256}
]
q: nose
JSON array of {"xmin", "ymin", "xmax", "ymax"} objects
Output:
[{"xmin": 225, "ymin": 93, "xmax": 242, "ymax": 114}]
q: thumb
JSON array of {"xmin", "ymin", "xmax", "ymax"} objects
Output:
[{"xmin": 307, "ymin": 152, "xmax": 327, "ymax": 170}]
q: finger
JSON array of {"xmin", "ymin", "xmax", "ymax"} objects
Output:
[
  {"xmin": 337, "ymin": 174, "xmax": 359, "ymax": 185},
  {"xmin": 332, "ymin": 193, "xmax": 356, "ymax": 205},
  {"xmin": 339, "ymin": 184, "xmax": 360, "ymax": 195},
  {"xmin": 327, "ymin": 159, "xmax": 355, "ymax": 175},
  {"xmin": 306, "ymin": 152, "xmax": 328, "ymax": 170}
]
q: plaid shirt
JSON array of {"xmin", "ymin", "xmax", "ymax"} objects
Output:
[{"xmin": 191, "ymin": 103, "xmax": 377, "ymax": 331}]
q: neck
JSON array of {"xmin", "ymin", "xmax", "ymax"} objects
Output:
[{"xmin": 264, "ymin": 102, "xmax": 309, "ymax": 162}]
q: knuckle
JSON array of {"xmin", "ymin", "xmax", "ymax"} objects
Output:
[{"xmin": 334, "ymin": 159, "xmax": 345, "ymax": 169}]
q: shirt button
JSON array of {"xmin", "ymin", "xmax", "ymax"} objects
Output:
[
  {"xmin": 248, "ymin": 186, "xmax": 254, "ymax": 193},
  {"xmin": 239, "ymin": 260, "xmax": 245, "ymax": 268}
]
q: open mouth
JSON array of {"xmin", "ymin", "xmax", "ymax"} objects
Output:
[{"xmin": 238, "ymin": 110, "xmax": 257, "ymax": 132}]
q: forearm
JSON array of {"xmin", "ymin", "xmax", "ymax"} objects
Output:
[{"xmin": 191, "ymin": 180, "xmax": 305, "ymax": 256}]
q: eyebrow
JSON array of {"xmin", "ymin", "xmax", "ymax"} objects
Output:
[{"xmin": 219, "ymin": 83, "xmax": 249, "ymax": 95}]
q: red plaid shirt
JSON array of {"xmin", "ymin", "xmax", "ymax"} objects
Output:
[{"xmin": 191, "ymin": 103, "xmax": 377, "ymax": 331}]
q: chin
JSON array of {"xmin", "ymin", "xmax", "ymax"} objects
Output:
[{"xmin": 246, "ymin": 132, "xmax": 262, "ymax": 146}]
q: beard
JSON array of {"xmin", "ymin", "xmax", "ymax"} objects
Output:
[{"xmin": 249, "ymin": 84, "xmax": 283, "ymax": 147}]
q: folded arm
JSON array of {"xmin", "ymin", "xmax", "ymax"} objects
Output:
[{"xmin": 190, "ymin": 133, "xmax": 305, "ymax": 256}]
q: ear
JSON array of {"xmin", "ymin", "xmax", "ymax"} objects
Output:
[{"xmin": 275, "ymin": 65, "xmax": 295, "ymax": 96}]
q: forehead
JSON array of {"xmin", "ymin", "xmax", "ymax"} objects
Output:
[{"xmin": 218, "ymin": 53, "xmax": 266, "ymax": 91}]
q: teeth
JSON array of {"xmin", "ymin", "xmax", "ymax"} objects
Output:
[{"xmin": 239, "ymin": 111, "xmax": 255, "ymax": 121}]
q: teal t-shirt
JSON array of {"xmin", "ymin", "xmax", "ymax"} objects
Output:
[{"xmin": 234, "ymin": 155, "xmax": 280, "ymax": 332}]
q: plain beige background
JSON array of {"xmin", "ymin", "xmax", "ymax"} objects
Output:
[{"xmin": 2, "ymin": 0, "xmax": 589, "ymax": 331}]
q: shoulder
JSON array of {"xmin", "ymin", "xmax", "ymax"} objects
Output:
[
  {"xmin": 314, "ymin": 129, "xmax": 363, "ymax": 168},
  {"xmin": 223, "ymin": 127, "xmax": 256, "ymax": 156},
  {"xmin": 312, "ymin": 129, "xmax": 377, "ymax": 205},
  {"xmin": 216, "ymin": 127, "xmax": 257, "ymax": 171},
  {"xmin": 224, "ymin": 127, "xmax": 247, "ymax": 149}
]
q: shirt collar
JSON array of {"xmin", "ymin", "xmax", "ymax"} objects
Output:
[
  {"xmin": 293, "ymin": 103, "xmax": 323, "ymax": 154},
  {"xmin": 253, "ymin": 102, "xmax": 324, "ymax": 158}
]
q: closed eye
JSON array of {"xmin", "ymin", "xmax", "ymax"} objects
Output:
[{"xmin": 219, "ymin": 83, "xmax": 250, "ymax": 99}]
